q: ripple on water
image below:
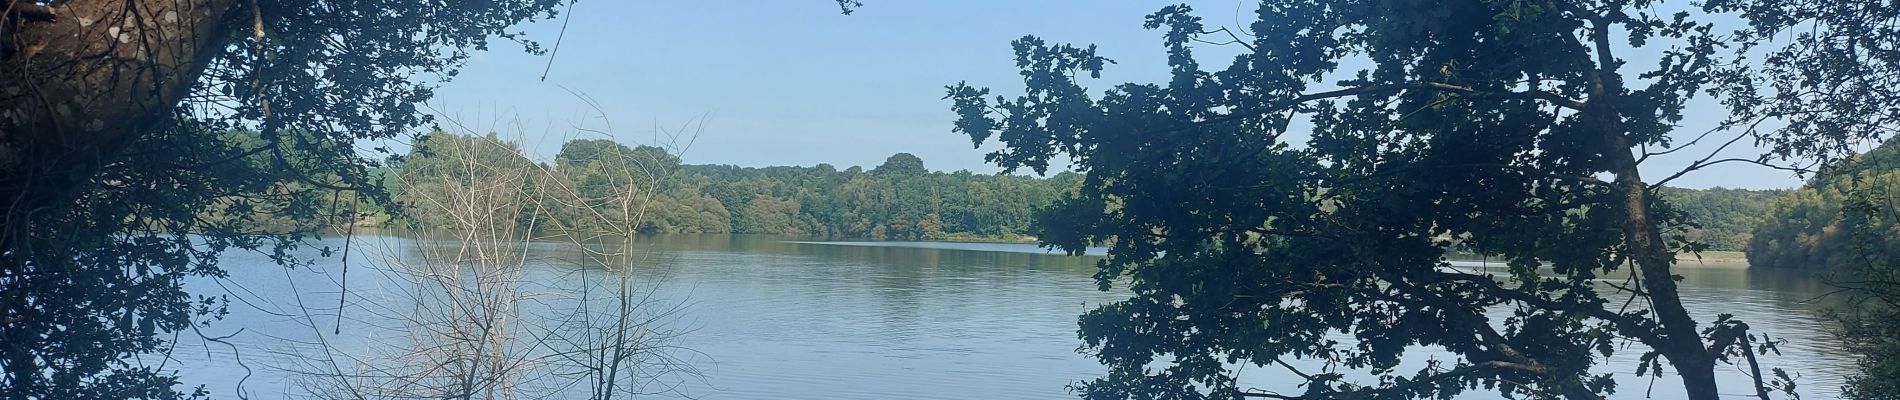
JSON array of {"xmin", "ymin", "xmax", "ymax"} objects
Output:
[{"xmin": 167, "ymin": 236, "xmax": 1855, "ymax": 400}]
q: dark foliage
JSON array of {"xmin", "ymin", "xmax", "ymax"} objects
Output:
[
  {"xmin": 0, "ymin": 2, "xmax": 566, "ymax": 398},
  {"xmin": 948, "ymin": 1, "xmax": 1895, "ymax": 398}
]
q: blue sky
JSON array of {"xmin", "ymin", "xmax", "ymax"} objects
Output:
[{"xmin": 429, "ymin": 1, "xmax": 1808, "ymax": 189}]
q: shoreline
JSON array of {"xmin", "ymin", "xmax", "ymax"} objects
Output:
[
  {"xmin": 1674, "ymin": 250, "xmax": 1749, "ymax": 268},
  {"xmin": 929, "ymin": 234, "xmax": 1039, "ymax": 245}
]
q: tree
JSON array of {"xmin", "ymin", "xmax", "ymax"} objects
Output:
[
  {"xmin": 401, "ymin": 131, "xmax": 546, "ymax": 230},
  {"xmin": 1831, "ymin": 183, "xmax": 1900, "ymax": 400},
  {"xmin": 293, "ymin": 125, "xmax": 701, "ymax": 400},
  {"xmin": 669, "ymin": 157, "xmax": 1069, "ymax": 240},
  {"xmin": 737, "ymin": 195, "xmax": 802, "ymax": 234},
  {"xmin": 551, "ymin": 139, "xmax": 694, "ymax": 234},
  {"xmin": 1842, "ymin": 304, "xmax": 1900, "ymax": 400},
  {"xmin": 1747, "ymin": 141, "xmax": 1900, "ymax": 399},
  {"xmin": 1, "ymin": 2, "xmax": 891, "ymax": 397},
  {"xmin": 1655, "ymin": 187, "xmax": 1780, "ymax": 252},
  {"xmin": 301, "ymin": 132, "xmax": 555, "ymax": 399},
  {"xmin": 1750, "ymin": 141, "xmax": 1900, "ymax": 271},
  {"xmin": 872, "ymin": 152, "xmax": 928, "ymax": 176},
  {"xmin": 919, "ymin": 213, "xmax": 947, "ymax": 241},
  {"xmin": 949, "ymin": 2, "xmax": 1896, "ymax": 399},
  {"xmin": 0, "ymin": 2, "xmax": 569, "ymax": 398}
]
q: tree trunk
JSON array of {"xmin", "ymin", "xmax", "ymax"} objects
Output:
[
  {"xmin": 0, "ymin": 0, "xmax": 241, "ymax": 232},
  {"xmin": 1611, "ymin": 155, "xmax": 1721, "ymax": 400},
  {"xmin": 1578, "ymin": 16, "xmax": 1721, "ymax": 399}
]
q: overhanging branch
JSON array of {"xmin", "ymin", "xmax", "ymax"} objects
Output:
[{"xmin": 1283, "ymin": 82, "xmax": 1587, "ymax": 111}]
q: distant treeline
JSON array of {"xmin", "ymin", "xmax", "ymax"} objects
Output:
[
  {"xmin": 389, "ymin": 131, "xmax": 1079, "ymax": 241},
  {"xmin": 1656, "ymin": 186, "xmax": 1783, "ymax": 252},
  {"xmin": 1747, "ymin": 140, "xmax": 1900, "ymax": 270},
  {"xmin": 383, "ymin": 132, "xmax": 1791, "ymax": 248}
]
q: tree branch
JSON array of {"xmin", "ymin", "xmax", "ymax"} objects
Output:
[
  {"xmin": 1652, "ymin": 158, "xmax": 1814, "ymax": 189},
  {"xmin": 1284, "ymin": 82, "xmax": 1586, "ymax": 111},
  {"xmin": 1236, "ymin": 360, "xmax": 1570, "ymax": 399},
  {"xmin": 1194, "ymin": 27, "xmax": 1257, "ymax": 52},
  {"xmin": 1425, "ymin": 270, "xmax": 1667, "ymax": 350}
]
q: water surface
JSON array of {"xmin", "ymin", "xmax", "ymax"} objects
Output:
[{"xmin": 170, "ymin": 234, "xmax": 1853, "ymax": 399}]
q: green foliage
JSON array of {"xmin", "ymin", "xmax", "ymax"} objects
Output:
[
  {"xmin": 0, "ymin": 4, "xmax": 567, "ymax": 398},
  {"xmin": 1746, "ymin": 141, "xmax": 1900, "ymax": 399},
  {"xmin": 1830, "ymin": 183, "xmax": 1900, "ymax": 400},
  {"xmin": 737, "ymin": 196, "xmax": 803, "ymax": 234},
  {"xmin": 398, "ymin": 131, "xmax": 545, "ymax": 230},
  {"xmin": 1655, "ymin": 187, "xmax": 1782, "ymax": 252},
  {"xmin": 396, "ymin": 133, "xmax": 1079, "ymax": 242},
  {"xmin": 1748, "ymin": 141, "xmax": 1900, "ymax": 271},
  {"xmin": 678, "ymin": 162, "xmax": 1078, "ymax": 240},
  {"xmin": 1841, "ymin": 300, "xmax": 1900, "ymax": 400},
  {"xmin": 949, "ymin": 1, "xmax": 1889, "ymax": 398},
  {"xmin": 872, "ymin": 152, "xmax": 928, "ymax": 176},
  {"xmin": 0, "ymin": 122, "xmax": 317, "ymax": 400}
]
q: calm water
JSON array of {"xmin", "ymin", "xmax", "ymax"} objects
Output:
[{"xmin": 168, "ymin": 234, "xmax": 1853, "ymax": 399}]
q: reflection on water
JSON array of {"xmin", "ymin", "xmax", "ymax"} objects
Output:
[{"xmin": 170, "ymin": 234, "xmax": 1853, "ymax": 399}]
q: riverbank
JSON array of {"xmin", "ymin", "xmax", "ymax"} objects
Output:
[
  {"xmin": 168, "ymin": 234, "xmax": 1846, "ymax": 400},
  {"xmin": 1675, "ymin": 250, "xmax": 1749, "ymax": 267},
  {"xmin": 932, "ymin": 232, "xmax": 1039, "ymax": 244}
]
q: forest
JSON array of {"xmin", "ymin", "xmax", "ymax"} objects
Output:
[
  {"xmin": 1748, "ymin": 140, "xmax": 1900, "ymax": 271},
  {"xmin": 389, "ymin": 131, "xmax": 1080, "ymax": 242},
  {"xmin": 1656, "ymin": 186, "xmax": 1782, "ymax": 252},
  {"xmin": 385, "ymin": 131, "xmax": 1784, "ymax": 250}
]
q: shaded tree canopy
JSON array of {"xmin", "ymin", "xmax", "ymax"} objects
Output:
[
  {"xmin": 949, "ymin": 1, "xmax": 1897, "ymax": 399},
  {"xmin": 1825, "ymin": 170, "xmax": 1900, "ymax": 400},
  {"xmin": 0, "ymin": 2, "xmax": 567, "ymax": 398},
  {"xmin": 1840, "ymin": 288, "xmax": 1900, "ymax": 400},
  {"xmin": 873, "ymin": 152, "xmax": 928, "ymax": 176}
]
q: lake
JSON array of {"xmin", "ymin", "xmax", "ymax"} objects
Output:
[{"xmin": 168, "ymin": 234, "xmax": 1853, "ymax": 399}]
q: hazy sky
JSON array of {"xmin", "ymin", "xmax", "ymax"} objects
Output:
[{"xmin": 430, "ymin": 1, "xmax": 1809, "ymax": 190}]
